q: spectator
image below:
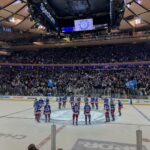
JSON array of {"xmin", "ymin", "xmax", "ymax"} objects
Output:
[
  {"xmin": 0, "ymin": 43, "xmax": 149, "ymax": 97},
  {"xmin": 0, "ymin": 66, "xmax": 149, "ymax": 97},
  {"xmin": 28, "ymin": 144, "xmax": 38, "ymax": 150},
  {"xmin": 0, "ymin": 43, "xmax": 149, "ymax": 64}
]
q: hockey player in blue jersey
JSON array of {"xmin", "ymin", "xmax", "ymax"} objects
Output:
[
  {"xmin": 94, "ymin": 97, "xmax": 99, "ymax": 110},
  {"xmin": 38, "ymin": 98, "xmax": 44, "ymax": 108},
  {"xmin": 110, "ymin": 100, "xmax": 115, "ymax": 121},
  {"xmin": 104, "ymin": 103, "xmax": 110, "ymax": 122},
  {"xmin": 77, "ymin": 97, "xmax": 81, "ymax": 108},
  {"xmin": 44, "ymin": 102, "xmax": 51, "ymax": 122},
  {"xmin": 62, "ymin": 96, "xmax": 67, "ymax": 108},
  {"xmin": 56, "ymin": 97, "xmax": 59, "ymax": 102},
  {"xmin": 72, "ymin": 103, "xmax": 80, "ymax": 125},
  {"xmin": 58, "ymin": 97, "xmax": 62, "ymax": 110},
  {"xmin": 70, "ymin": 96, "xmax": 74, "ymax": 107},
  {"xmin": 104, "ymin": 98, "xmax": 109, "ymax": 109},
  {"xmin": 84, "ymin": 97, "xmax": 89, "ymax": 104},
  {"xmin": 33, "ymin": 98, "xmax": 38, "ymax": 108},
  {"xmin": 34, "ymin": 101, "xmax": 41, "ymax": 122},
  {"xmin": 84, "ymin": 102, "xmax": 91, "ymax": 125},
  {"xmin": 90, "ymin": 97, "xmax": 95, "ymax": 109},
  {"xmin": 118, "ymin": 100, "xmax": 123, "ymax": 116},
  {"xmin": 46, "ymin": 97, "xmax": 49, "ymax": 104}
]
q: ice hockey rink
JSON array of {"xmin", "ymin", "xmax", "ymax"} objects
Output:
[{"xmin": 0, "ymin": 99, "xmax": 150, "ymax": 150}]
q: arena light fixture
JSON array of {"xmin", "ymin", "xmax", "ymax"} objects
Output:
[
  {"xmin": 0, "ymin": 50, "xmax": 10, "ymax": 55},
  {"xmin": 38, "ymin": 25, "xmax": 46, "ymax": 30},
  {"xmin": 33, "ymin": 41, "xmax": 44, "ymax": 45},
  {"xmin": 127, "ymin": 4, "xmax": 131, "ymax": 8},
  {"xmin": 135, "ymin": 18, "xmax": 142, "ymax": 25},
  {"xmin": 9, "ymin": 17, "xmax": 15, "ymax": 23},
  {"xmin": 129, "ymin": 17, "xmax": 142, "ymax": 27},
  {"xmin": 24, "ymin": 7, "xmax": 29, "ymax": 13},
  {"xmin": 136, "ymin": 0, "xmax": 142, "ymax": 4},
  {"xmin": 63, "ymin": 37, "xmax": 71, "ymax": 42},
  {"xmin": 8, "ymin": 17, "xmax": 22, "ymax": 25},
  {"xmin": 12, "ymin": 0, "xmax": 22, "ymax": 5}
]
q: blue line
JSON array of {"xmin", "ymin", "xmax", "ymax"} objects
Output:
[{"xmin": 132, "ymin": 105, "xmax": 150, "ymax": 122}]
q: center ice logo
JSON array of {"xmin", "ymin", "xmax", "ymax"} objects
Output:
[{"xmin": 48, "ymin": 110, "xmax": 106, "ymax": 125}]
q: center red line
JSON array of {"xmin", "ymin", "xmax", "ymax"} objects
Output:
[{"xmin": 36, "ymin": 125, "xmax": 65, "ymax": 149}]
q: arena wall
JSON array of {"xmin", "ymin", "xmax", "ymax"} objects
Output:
[{"xmin": 0, "ymin": 95, "xmax": 150, "ymax": 105}]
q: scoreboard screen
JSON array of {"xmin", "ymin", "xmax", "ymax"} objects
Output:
[
  {"xmin": 74, "ymin": 18, "xmax": 95, "ymax": 31},
  {"xmin": 61, "ymin": 18, "xmax": 106, "ymax": 33}
]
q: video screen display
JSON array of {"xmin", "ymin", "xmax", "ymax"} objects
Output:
[
  {"xmin": 74, "ymin": 18, "xmax": 95, "ymax": 31},
  {"xmin": 61, "ymin": 18, "xmax": 107, "ymax": 33}
]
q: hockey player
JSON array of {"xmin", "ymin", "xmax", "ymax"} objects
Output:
[
  {"xmin": 34, "ymin": 100, "xmax": 41, "ymax": 122},
  {"xmin": 94, "ymin": 97, "xmax": 99, "ymax": 110},
  {"xmin": 90, "ymin": 97, "xmax": 95, "ymax": 109},
  {"xmin": 84, "ymin": 97, "xmax": 89, "ymax": 104},
  {"xmin": 72, "ymin": 103, "xmax": 80, "ymax": 125},
  {"xmin": 45, "ymin": 97, "xmax": 49, "ymax": 104},
  {"xmin": 84, "ymin": 102, "xmax": 91, "ymax": 125},
  {"xmin": 33, "ymin": 98, "xmax": 38, "ymax": 108},
  {"xmin": 56, "ymin": 97, "xmax": 59, "ymax": 102},
  {"xmin": 110, "ymin": 100, "xmax": 115, "ymax": 121},
  {"xmin": 104, "ymin": 98, "xmax": 109, "ymax": 109},
  {"xmin": 118, "ymin": 100, "xmax": 123, "ymax": 116},
  {"xmin": 77, "ymin": 97, "xmax": 81, "ymax": 108},
  {"xmin": 44, "ymin": 102, "xmax": 51, "ymax": 122},
  {"xmin": 38, "ymin": 98, "xmax": 44, "ymax": 108},
  {"xmin": 62, "ymin": 96, "xmax": 67, "ymax": 108},
  {"xmin": 58, "ymin": 97, "xmax": 62, "ymax": 110},
  {"xmin": 70, "ymin": 96, "xmax": 74, "ymax": 107},
  {"xmin": 104, "ymin": 103, "xmax": 110, "ymax": 122}
]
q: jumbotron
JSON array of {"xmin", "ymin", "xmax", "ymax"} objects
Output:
[{"xmin": 27, "ymin": 0, "xmax": 125, "ymax": 33}]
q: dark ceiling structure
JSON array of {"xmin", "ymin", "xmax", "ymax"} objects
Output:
[
  {"xmin": 0, "ymin": 0, "xmax": 149, "ymax": 51},
  {"xmin": 0, "ymin": 0, "xmax": 149, "ymax": 33},
  {"xmin": 27, "ymin": 0, "xmax": 125, "ymax": 32}
]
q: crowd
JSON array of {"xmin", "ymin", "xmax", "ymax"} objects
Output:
[
  {"xmin": 0, "ymin": 66, "xmax": 149, "ymax": 97},
  {"xmin": 0, "ymin": 43, "xmax": 150, "ymax": 64},
  {"xmin": 0, "ymin": 43, "xmax": 149, "ymax": 97}
]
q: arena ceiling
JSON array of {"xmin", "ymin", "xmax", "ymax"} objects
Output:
[
  {"xmin": 0, "ymin": 0, "xmax": 150, "ymax": 51},
  {"xmin": 0, "ymin": 0, "xmax": 150, "ymax": 33}
]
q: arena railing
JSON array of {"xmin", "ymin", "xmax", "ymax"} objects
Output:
[{"xmin": 0, "ymin": 61, "xmax": 149, "ymax": 68}]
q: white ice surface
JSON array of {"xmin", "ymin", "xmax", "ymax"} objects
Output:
[{"xmin": 0, "ymin": 100, "xmax": 150, "ymax": 150}]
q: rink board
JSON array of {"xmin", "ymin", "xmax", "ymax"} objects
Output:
[{"xmin": 0, "ymin": 95, "xmax": 150, "ymax": 105}]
